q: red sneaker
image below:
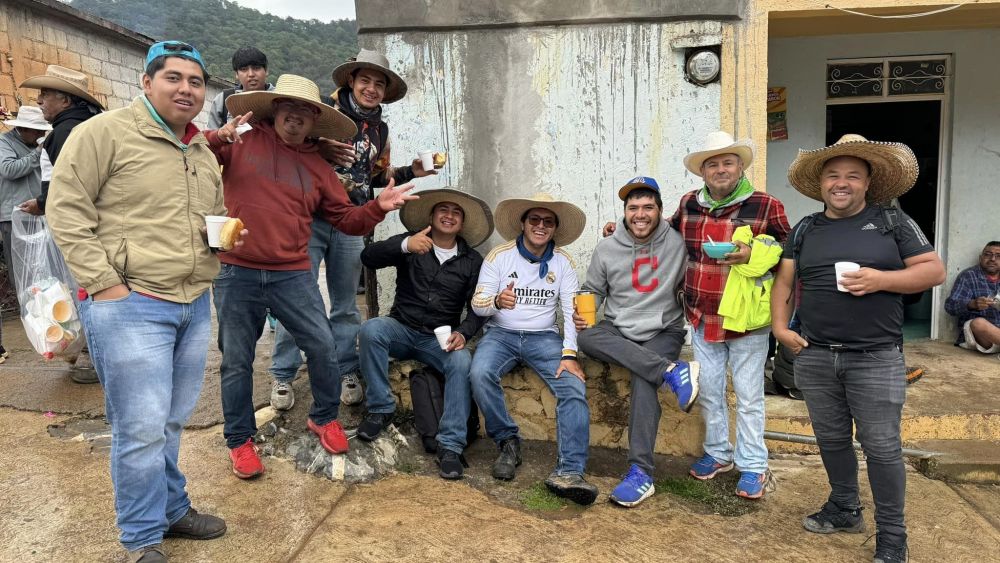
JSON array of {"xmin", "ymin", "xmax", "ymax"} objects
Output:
[
  {"xmin": 307, "ymin": 418, "xmax": 349, "ymax": 454},
  {"xmin": 229, "ymin": 439, "xmax": 264, "ymax": 479}
]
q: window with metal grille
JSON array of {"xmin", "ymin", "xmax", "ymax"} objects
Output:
[{"xmin": 827, "ymin": 57, "xmax": 948, "ymax": 100}]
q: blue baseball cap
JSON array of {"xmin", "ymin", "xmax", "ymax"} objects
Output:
[
  {"xmin": 618, "ymin": 176, "xmax": 660, "ymax": 200},
  {"xmin": 145, "ymin": 41, "xmax": 207, "ymax": 72}
]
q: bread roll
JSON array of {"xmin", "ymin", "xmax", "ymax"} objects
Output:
[
  {"xmin": 433, "ymin": 152, "xmax": 447, "ymax": 168},
  {"xmin": 219, "ymin": 218, "xmax": 244, "ymax": 251}
]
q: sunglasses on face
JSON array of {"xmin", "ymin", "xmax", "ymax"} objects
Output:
[
  {"xmin": 275, "ymin": 100, "xmax": 321, "ymax": 116},
  {"xmin": 526, "ymin": 215, "xmax": 557, "ymax": 228}
]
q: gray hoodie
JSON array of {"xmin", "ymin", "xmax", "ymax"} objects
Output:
[
  {"xmin": 582, "ymin": 215, "xmax": 687, "ymax": 341},
  {"xmin": 0, "ymin": 129, "xmax": 41, "ymax": 222}
]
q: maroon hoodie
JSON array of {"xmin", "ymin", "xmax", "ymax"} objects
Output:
[{"xmin": 206, "ymin": 121, "xmax": 386, "ymax": 270}]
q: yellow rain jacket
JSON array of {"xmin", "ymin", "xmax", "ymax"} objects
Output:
[{"xmin": 718, "ymin": 226, "xmax": 784, "ymax": 333}]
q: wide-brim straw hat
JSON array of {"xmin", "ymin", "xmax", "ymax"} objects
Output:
[
  {"xmin": 494, "ymin": 193, "xmax": 586, "ymax": 247},
  {"xmin": 683, "ymin": 131, "xmax": 754, "ymax": 177},
  {"xmin": 3, "ymin": 106, "xmax": 51, "ymax": 131},
  {"xmin": 225, "ymin": 74, "xmax": 357, "ymax": 139},
  {"xmin": 399, "ymin": 188, "xmax": 495, "ymax": 248},
  {"xmin": 332, "ymin": 49, "xmax": 407, "ymax": 104},
  {"xmin": 787, "ymin": 134, "xmax": 919, "ymax": 203},
  {"xmin": 19, "ymin": 65, "xmax": 104, "ymax": 109}
]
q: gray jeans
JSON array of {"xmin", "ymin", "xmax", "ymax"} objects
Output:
[
  {"xmin": 794, "ymin": 344, "xmax": 908, "ymax": 549},
  {"xmin": 578, "ymin": 320, "xmax": 685, "ymax": 475}
]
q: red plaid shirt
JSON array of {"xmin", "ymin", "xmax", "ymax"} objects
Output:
[{"xmin": 670, "ymin": 190, "xmax": 791, "ymax": 342}]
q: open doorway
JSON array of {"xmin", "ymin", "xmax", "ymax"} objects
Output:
[{"xmin": 826, "ymin": 100, "xmax": 941, "ymax": 340}]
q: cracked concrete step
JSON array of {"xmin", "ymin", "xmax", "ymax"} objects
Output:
[{"xmin": 913, "ymin": 439, "xmax": 1000, "ymax": 484}]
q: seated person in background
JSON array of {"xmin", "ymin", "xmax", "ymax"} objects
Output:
[
  {"xmin": 945, "ymin": 241, "xmax": 1000, "ymax": 356},
  {"xmin": 356, "ymin": 189, "xmax": 492, "ymax": 480}
]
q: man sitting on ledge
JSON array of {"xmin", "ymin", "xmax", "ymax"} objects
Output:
[{"xmin": 945, "ymin": 241, "xmax": 1000, "ymax": 357}]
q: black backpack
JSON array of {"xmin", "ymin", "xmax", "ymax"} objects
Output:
[{"xmin": 409, "ymin": 366, "xmax": 480, "ymax": 453}]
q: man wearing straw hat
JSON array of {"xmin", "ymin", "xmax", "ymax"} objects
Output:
[
  {"xmin": 674, "ymin": 131, "xmax": 790, "ymax": 499},
  {"xmin": 269, "ymin": 48, "xmax": 434, "ymax": 412},
  {"xmin": 19, "ymin": 64, "xmax": 105, "ymax": 383},
  {"xmin": 772, "ymin": 134, "xmax": 944, "ymax": 563},
  {"xmin": 576, "ymin": 176, "xmax": 699, "ymax": 507},
  {"xmin": 48, "ymin": 41, "xmax": 230, "ymax": 563},
  {"xmin": 209, "ymin": 73, "xmax": 417, "ymax": 480},
  {"xmin": 356, "ymin": 188, "xmax": 492, "ymax": 479},
  {"xmin": 470, "ymin": 193, "xmax": 599, "ymax": 505}
]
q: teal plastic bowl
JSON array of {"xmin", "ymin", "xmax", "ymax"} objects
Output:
[{"xmin": 703, "ymin": 242, "xmax": 737, "ymax": 259}]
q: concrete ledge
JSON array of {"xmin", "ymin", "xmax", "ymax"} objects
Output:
[
  {"xmin": 358, "ymin": 0, "xmax": 743, "ymax": 33},
  {"xmin": 914, "ymin": 440, "xmax": 1000, "ymax": 484}
]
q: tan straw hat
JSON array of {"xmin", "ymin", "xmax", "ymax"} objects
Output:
[
  {"xmin": 19, "ymin": 65, "xmax": 104, "ymax": 109},
  {"xmin": 494, "ymin": 193, "xmax": 586, "ymax": 247},
  {"xmin": 400, "ymin": 188, "xmax": 495, "ymax": 248},
  {"xmin": 225, "ymin": 74, "xmax": 358, "ymax": 139},
  {"xmin": 332, "ymin": 49, "xmax": 407, "ymax": 104},
  {"xmin": 683, "ymin": 131, "xmax": 754, "ymax": 177},
  {"xmin": 787, "ymin": 134, "xmax": 919, "ymax": 202},
  {"xmin": 3, "ymin": 106, "xmax": 51, "ymax": 131}
]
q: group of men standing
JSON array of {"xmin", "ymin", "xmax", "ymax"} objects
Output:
[{"xmin": 4, "ymin": 35, "xmax": 969, "ymax": 563}]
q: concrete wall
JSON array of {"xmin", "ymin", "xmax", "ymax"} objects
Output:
[
  {"xmin": 0, "ymin": 0, "xmax": 227, "ymax": 128},
  {"xmin": 358, "ymin": 5, "xmax": 735, "ymax": 302},
  {"xmin": 765, "ymin": 29, "xmax": 1000, "ymax": 340}
]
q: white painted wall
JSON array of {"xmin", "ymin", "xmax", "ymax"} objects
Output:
[
  {"xmin": 362, "ymin": 21, "xmax": 723, "ymax": 302},
  {"xmin": 766, "ymin": 29, "xmax": 1000, "ymax": 341}
]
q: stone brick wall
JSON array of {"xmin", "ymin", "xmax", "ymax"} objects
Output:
[{"xmin": 0, "ymin": 0, "xmax": 227, "ymax": 128}]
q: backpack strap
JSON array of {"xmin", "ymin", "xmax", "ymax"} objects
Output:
[{"xmin": 786, "ymin": 212, "xmax": 821, "ymax": 329}]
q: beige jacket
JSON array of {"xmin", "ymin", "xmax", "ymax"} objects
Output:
[{"xmin": 48, "ymin": 97, "xmax": 225, "ymax": 303}]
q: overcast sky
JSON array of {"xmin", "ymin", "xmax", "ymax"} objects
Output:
[{"xmin": 230, "ymin": 0, "xmax": 356, "ymax": 22}]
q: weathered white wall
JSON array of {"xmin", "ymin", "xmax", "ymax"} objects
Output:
[
  {"xmin": 363, "ymin": 21, "xmax": 723, "ymax": 300},
  {"xmin": 766, "ymin": 29, "xmax": 1000, "ymax": 340}
]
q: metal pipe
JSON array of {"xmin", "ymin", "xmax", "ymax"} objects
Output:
[{"xmin": 764, "ymin": 430, "xmax": 941, "ymax": 459}]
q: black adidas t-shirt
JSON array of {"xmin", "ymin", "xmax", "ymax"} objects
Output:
[{"xmin": 783, "ymin": 205, "xmax": 933, "ymax": 348}]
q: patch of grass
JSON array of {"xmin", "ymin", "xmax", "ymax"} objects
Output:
[
  {"xmin": 655, "ymin": 475, "xmax": 759, "ymax": 517},
  {"xmin": 395, "ymin": 460, "xmax": 419, "ymax": 474},
  {"xmin": 520, "ymin": 483, "xmax": 568, "ymax": 511}
]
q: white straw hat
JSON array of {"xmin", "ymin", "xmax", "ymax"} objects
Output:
[
  {"xmin": 225, "ymin": 74, "xmax": 358, "ymax": 139},
  {"xmin": 3, "ymin": 106, "xmax": 51, "ymax": 131},
  {"xmin": 683, "ymin": 131, "xmax": 754, "ymax": 177}
]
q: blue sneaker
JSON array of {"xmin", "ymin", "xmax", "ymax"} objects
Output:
[
  {"xmin": 663, "ymin": 360, "xmax": 700, "ymax": 412},
  {"xmin": 736, "ymin": 471, "xmax": 768, "ymax": 499},
  {"xmin": 609, "ymin": 464, "xmax": 656, "ymax": 508},
  {"xmin": 689, "ymin": 453, "xmax": 734, "ymax": 480}
]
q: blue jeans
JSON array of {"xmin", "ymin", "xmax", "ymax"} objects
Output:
[
  {"xmin": 692, "ymin": 325, "xmax": 770, "ymax": 473},
  {"xmin": 270, "ymin": 219, "xmax": 363, "ymax": 382},
  {"xmin": 794, "ymin": 344, "xmax": 908, "ymax": 548},
  {"xmin": 213, "ymin": 264, "xmax": 342, "ymax": 448},
  {"xmin": 358, "ymin": 316, "xmax": 472, "ymax": 453},
  {"xmin": 469, "ymin": 327, "xmax": 590, "ymax": 475},
  {"xmin": 79, "ymin": 291, "xmax": 210, "ymax": 551}
]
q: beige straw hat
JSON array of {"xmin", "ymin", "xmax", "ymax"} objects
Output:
[
  {"xmin": 787, "ymin": 134, "xmax": 919, "ymax": 202},
  {"xmin": 225, "ymin": 74, "xmax": 358, "ymax": 139},
  {"xmin": 494, "ymin": 193, "xmax": 586, "ymax": 247},
  {"xmin": 683, "ymin": 131, "xmax": 754, "ymax": 177},
  {"xmin": 399, "ymin": 188, "xmax": 495, "ymax": 248},
  {"xmin": 19, "ymin": 65, "xmax": 104, "ymax": 109},
  {"xmin": 3, "ymin": 106, "xmax": 51, "ymax": 131},
  {"xmin": 332, "ymin": 49, "xmax": 407, "ymax": 104}
]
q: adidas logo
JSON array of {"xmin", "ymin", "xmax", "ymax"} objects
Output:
[
  {"xmin": 861, "ymin": 223, "xmax": 878, "ymax": 231},
  {"xmin": 508, "ymin": 271, "xmax": 518, "ymax": 279}
]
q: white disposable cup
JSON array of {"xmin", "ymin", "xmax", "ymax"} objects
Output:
[
  {"xmin": 205, "ymin": 216, "xmax": 229, "ymax": 248},
  {"xmin": 835, "ymin": 261, "xmax": 861, "ymax": 292},
  {"xmin": 419, "ymin": 150, "xmax": 434, "ymax": 172},
  {"xmin": 434, "ymin": 325, "xmax": 452, "ymax": 351}
]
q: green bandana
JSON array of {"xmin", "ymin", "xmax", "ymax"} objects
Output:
[
  {"xmin": 141, "ymin": 95, "xmax": 188, "ymax": 151},
  {"xmin": 701, "ymin": 176, "xmax": 754, "ymax": 212}
]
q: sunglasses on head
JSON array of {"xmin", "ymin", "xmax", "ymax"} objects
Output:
[
  {"xmin": 526, "ymin": 215, "xmax": 557, "ymax": 228},
  {"xmin": 162, "ymin": 41, "xmax": 195, "ymax": 53}
]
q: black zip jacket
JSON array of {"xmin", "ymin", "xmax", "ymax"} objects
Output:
[
  {"xmin": 38, "ymin": 105, "xmax": 99, "ymax": 213},
  {"xmin": 361, "ymin": 232, "xmax": 485, "ymax": 340}
]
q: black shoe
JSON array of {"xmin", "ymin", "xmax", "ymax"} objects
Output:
[
  {"xmin": 421, "ymin": 437, "xmax": 438, "ymax": 453},
  {"xmin": 543, "ymin": 472, "xmax": 599, "ymax": 506},
  {"xmin": 764, "ymin": 377, "xmax": 779, "ymax": 395},
  {"xmin": 128, "ymin": 544, "xmax": 167, "ymax": 562},
  {"xmin": 437, "ymin": 448, "xmax": 468, "ymax": 480},
  {"xmin": 787, "ymin": 388, "xmax": 805, "ymax": 401},
  {"xmin": 873, "ymin": 536, "xmax": 908, "ymax": 563},
  {"xmin": 357, "ymin": 412, "xmax": 394, "ymax": 441},
  {"xmin": 164, "ymin": 508, "xmax": 227, "ymax": 540},
  {"xmin": 492, "ymin": 437, "xmax": 521, "ymax": 480},
  {"xmin": 802, "ymin": 501, "xmax": 865, "ymax": 534}
]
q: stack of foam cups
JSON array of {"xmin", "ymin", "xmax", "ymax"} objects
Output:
[{"xmin": 21, "ymin": 276, "xmax": 83, "ymax": 357}]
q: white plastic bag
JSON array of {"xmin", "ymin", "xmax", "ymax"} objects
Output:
[{"xmin": 10, "ymin": 209, "xmax": 85, "ymax": 360}]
